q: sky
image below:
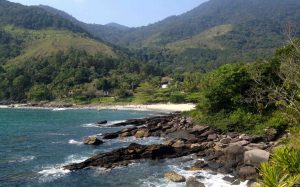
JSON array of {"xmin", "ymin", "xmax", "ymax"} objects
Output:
[{"xmin": 8, "ymin": 0, "xmax": 207, "ymax": 27}]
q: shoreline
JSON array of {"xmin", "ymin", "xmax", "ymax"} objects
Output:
[{"xmin": 0, "ymin": 103, "xmax": 196, "ymax": 112}]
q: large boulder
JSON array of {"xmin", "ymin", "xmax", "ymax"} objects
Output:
[
  {"xmin": 244, "ymin": 149, "xmax": 270, "ymax": 167},
  {"xmin": 186, "ymin": 177, "xmax": 205, "ymax": 187},
  {"xmin": 83, "ymin": 136, "xmax": 103, "ymax": 145},
  {"xmin": 164, "ymin": 171, "xmax": 186, "ymax": 182}
]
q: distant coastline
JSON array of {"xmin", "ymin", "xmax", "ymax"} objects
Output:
[{"xmin": 0, "ymin": 103, "xmax": 196, "ymax": 112}]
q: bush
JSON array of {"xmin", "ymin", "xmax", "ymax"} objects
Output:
[
  {"xmin": 259, "ymin": 146, "xmax": 300, "ymax": 187},
  {"xmin": 27, "ymin": 84, "xmax": 51, "ymax": 101}
]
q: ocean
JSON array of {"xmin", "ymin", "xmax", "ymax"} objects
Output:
[{"xmin": 0, "ymin": 108, "xmax": 247, "ymax": 187}]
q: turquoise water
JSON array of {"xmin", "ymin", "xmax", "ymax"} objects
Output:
[{"xmin": 0, "ymin": 108, "xmax": 246, "ymax": 187}]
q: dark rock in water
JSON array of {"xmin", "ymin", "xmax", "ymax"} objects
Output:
[
  {"xmin": 83, "ymin": 136, "xmax": 103, "ymax": 145},
  {"xmin": 207, "ymin": 162, "xmax": 223, "ymax": 170},
  {"xmin": 222, "ymin": 176, "xmax": 236, "ymax": 183},
  {"xmin": 64, "ymin": 143, "xmax": 205, "ymax": 171},
  {"xmin": 164, "ymin": 171, "xmax": 186, "ymax": 182},
  {"xmin": 186, "ymin": 177, "xmax": 205, "ymax": 187},
  {"xmin": 96, "ymin": 120, "xmax": 107, "ymax": 125},
  {"xmin": 102, "ymin": 132, "xmax": 119, "ymax": 139},
  {"xmin": 193, "ymin": 160, "xmax": 208, "ymax": 168}
]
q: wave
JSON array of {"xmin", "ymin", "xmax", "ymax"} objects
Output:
[
  {"xmin": 139, "ymin": 157, "xmax": 248, "ymax": 187},
  {"xmin": 81, "ymin": 120, "xmax": 126, "ymax": 128},
  {"xmin": 115, "ymin": 136, "xmax": 164, "ymax": 145},
  {"xmin": 52, "ymin": 108, "xmax": 67, "ymax": 111},
  {"xmin": 68, "ymin": 139, "xmax": 83, "ymax": 145},
  {"xmin": 9, "ymin": 156, "xmax": 36, "ymax": 163},
  {"xmin": 47, "ymin": 133, "xmax": 71, "ymax": 136},
  {"xmin": 38, "ymin": 154, "xmax": 88, "ymax": 182}
]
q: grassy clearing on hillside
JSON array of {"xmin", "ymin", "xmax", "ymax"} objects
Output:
[
  {"xmin": 167, "ymin": 24, "xmax": 233, "ymax": 52},
  {"xmin": 4, "ymin": 25, "xmax": 116, "ymax": 66}
]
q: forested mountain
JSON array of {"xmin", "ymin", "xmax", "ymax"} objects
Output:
[
  {"xmin": 0, "ymin": 1, "xmax": 165, "ymax": 103},
  {"xmin": 0, "ymin": 0, "xmax": 85, "ymax": 33},
  {"xmin": 39, "ymin": 0, "xmax": 300, "ymax": 70},
  {"xmin": 1, "ymin": 0, "xmax": 300, "ymax": 104},
  {"xmin": 38, "ymin": 5, "xmax": 131, "ymax": 44}
]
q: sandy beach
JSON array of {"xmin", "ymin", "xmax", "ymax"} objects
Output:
[
  {"xmin": 94, "ymin": 103, "xmax": 196, "ymax": 112},
  {"xmin": 0, "ymin": 103, "xmax": 196, "ymax": 112}
]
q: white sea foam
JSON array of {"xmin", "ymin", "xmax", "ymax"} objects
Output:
[
  {"xmin": 81, "ymin": 120, "xmax": 126, "ymax": 128},
  {"xmin": 9, "ymin": 156, "xmax": 36, "ymax": 163},
  {"xmin": 109, "ymin": 136, "xmax": 164, "ymax": 146},
  {"xmin": 68, "ymin": 139, "xmax": 83, "ymax": 145},
  {"xmin": 38, "ymin": 154, "xmax": 88, "ymax": 182},
  {"xmin": 140, "ymin": 158, "xmax": 248, "ymax": 187},
  {"xmin": 47, "ymin": 133, "xmax": 70, "ymax": 136},
  {"xmin": 52, "ymin": 108, "xmax": 67, "ymax": 111}
]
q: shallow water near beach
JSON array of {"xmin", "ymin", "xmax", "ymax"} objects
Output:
[{"xmin": 0, "ymin": 108, "xmax": 247, "ymax": 187}]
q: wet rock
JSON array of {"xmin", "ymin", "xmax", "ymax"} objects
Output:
[
  {"xmin": 134, "ymin": 128, "xmax": 149, "ymax": 138},
  {"xmin": 238, "ymin": 166, "xmax": 258, "ymax": 180},
  {"xmin": 222, "ymin": 176, "xmax": 236, "ymax": 183},
  {"xmin": 119, "ymin": 132, "xmax": 131, "ymax": 138},
  {"xmin": 164, "ymin": 171, "xmax": 186, "ymax": 182},
  {"xmin": 188, "ymin": 166, "xmax": 202, "ymax": 171},
  {"xmin": 244, "ymin": 149, "xmax": 270, "ymax": 167},
  {"xmin": 193, "ymin": 160, "xmax": 208, "ymax": 168},
  {"xmin": 96, "ymin": 120, "xmax": 107, "ymax": 125},
  {"xmin": 83, "ymin": 136, "xmax": 103, "ymax": 145},
  {"xmin": 64, "ymin": 143, "xmax": 205, "ymax": 171},
  {"xmin": 186, "ymin": 177, "xmax": 205, "ymax": 187},
  {"xmin": 207, "ymin": 162, "xmax": 223, "ymax": 170},
  {"xmin": 102, "ymin": 132, "xmax": 119, "ymax": 139}
]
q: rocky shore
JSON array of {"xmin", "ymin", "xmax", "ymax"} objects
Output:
[{"xmin": 64, "ymin": 113, "xmax": 282, "ymax": 186}]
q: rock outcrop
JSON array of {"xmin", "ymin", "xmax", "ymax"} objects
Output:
[
  {"xmin": 66, "ymin": 113, "xmax": 279, "ymax": 182},
  {"xmin": 83, "ymin": 136, "xmax": 103, "ymax": 145},
  {"xmin": 164, "ymin": 171, "xmax": 186, "ymax": 182}
]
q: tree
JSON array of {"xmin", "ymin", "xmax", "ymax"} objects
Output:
[{"xmin": 27, "ymin": 84, "xmax": 51, "ymax": 101}]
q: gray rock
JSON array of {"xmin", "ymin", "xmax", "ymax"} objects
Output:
[
  {"xmin": 238, "ymin": 166, "xmax": 258, "ymax": 180},
  {"xmin": 207, "ymin": 134, "xmax": 218, "ymax": 141},
  {"xmin": 244, "ymin": 149, "xmax": 270, "ymax": 167},
  {"xmin": 220, "ymin": 138, "xmax": 231, "ymax": 144},
  {"xmin": 166, "ymin": 130, "xmax": 196, "ymax": 140}
]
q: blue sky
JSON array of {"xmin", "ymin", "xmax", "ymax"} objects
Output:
[{"xmin": 9, "ymin": 0, "xmax": 207, "ymax": 27}]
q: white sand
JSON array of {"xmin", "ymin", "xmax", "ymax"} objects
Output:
[
  {"xmin": 0, "ymin": 103, "xmax": 196, "ymax": 112},
  {"xmin": 96, "ymin": 103, "xmax": 196, "ymax": 112}
]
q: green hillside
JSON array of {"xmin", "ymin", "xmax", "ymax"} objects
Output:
[
  {"xmin": 3, "ymin": 26, "xmax": 117, "ymax": 65},
  {"xmin": 71, "ymin": 0, "xmax": 299, "ymax": 70}
]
